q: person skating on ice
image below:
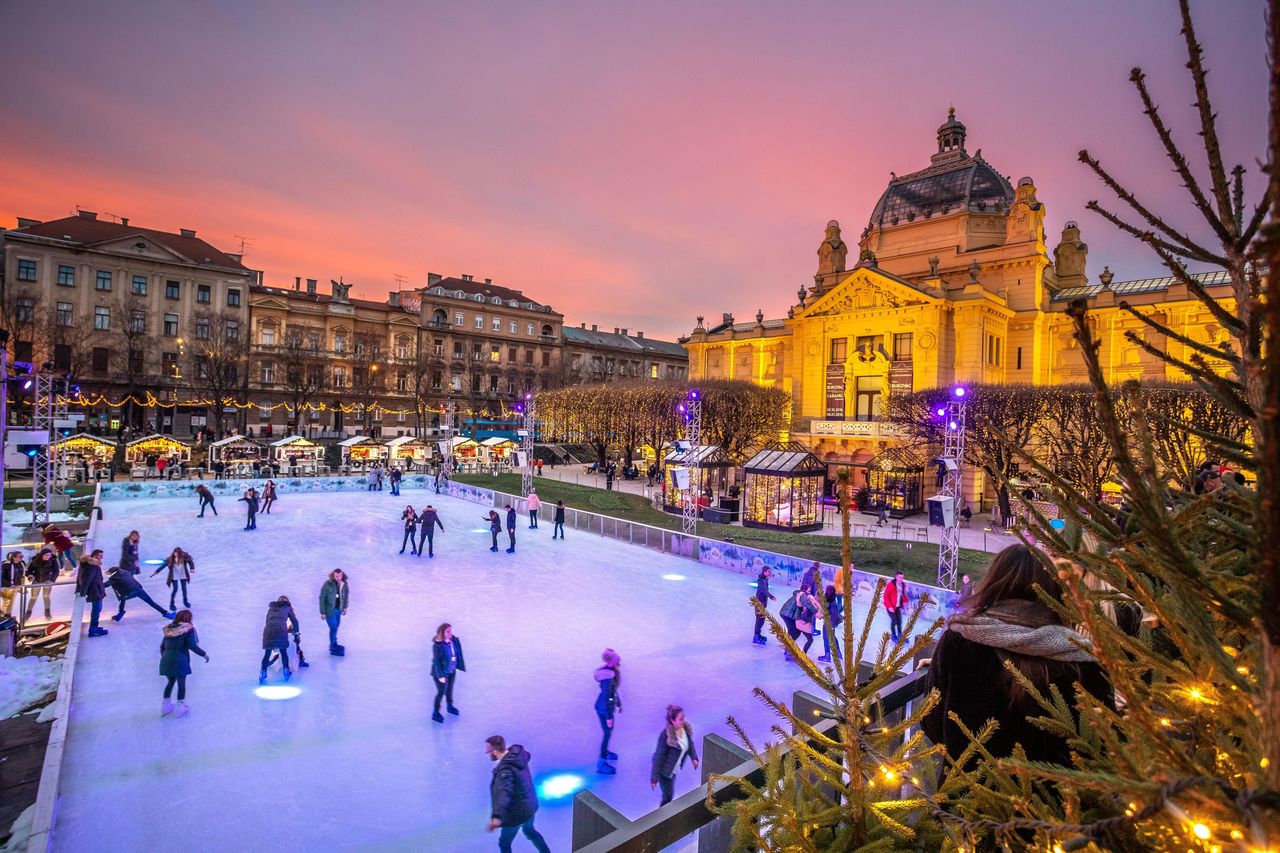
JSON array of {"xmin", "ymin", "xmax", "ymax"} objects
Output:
[
  {"xmin": 1, "ymin": 551, "xmax": 24, "ymax": 619},
  {"xmin": 818, "ymin": 583, "xmax": 842, "ymax": 663},
  {"xmin": 417, "ymin": 504, "xmax": 444, "ymax": 558},
  {"xmin": 485, "ymin": 735, "xmax": 552, "ymax": 853},
  {"xmin": 389, "ymin": 466, "xmax": 401, "ymax": 496},
  {"xmin": 260, "ymin": 595, "xmax": 300, "ymax": 684},
  {"xmin": 526, "ymin": 490, "xmax": 540, "ymax": 529},
  {"xmin": 431, "ymin": 622, "xmax": 465, "ymax": 723},
  {"xmin": 751, "ymin": 566, "xmax": 777, "ymax": 645},
  {"xmin": 485, "ymin": 510, "xmax": 502, "ymax": 553},
  {"xmin": 74, "ymin": 549, "xmax": 108, "ymax": 637},
  {"xmin": 107, "ymin": 565, "xmax": 175, "ymax": 622},
  {"xmin": 39, "ymin": 522, "xmax": 76, "ymax": 573},
  {"xmin": 238, "ymin": 487, "xmax": 259, "ymax": 531},
  {"xmin": 320, "ymin": 569, "xmax": 349, "ymax": 656},
  {"xmin": 504, "ymin": 504, "xmax": 517, "ymax": 553},
  {"xmin": 151, "ymin": 547, "xmax": 194, "ymax": 610},
  {"xmin": 552, "ymin": 500, "xmax": 565, "ymax": 540},
  {"xmin": 119, "ymin": 530, "xmax": 141, "ymax": 575},
  {"xmin": 261, "ymin": 480, "xmax": 278, "ymax": 514},
  {"xmin": 594, "ymin": 649, "xmax": 623, "ymax": 774},
  {"xmin": 400, "ymin": 505, "xmax": 419, "ymax": 554},
  {"xmin": 883, "ymin": 571, "xmax": 910, "ymax": 643},
  {"xmin": 195, "ymin": 484, "xmax": 217, "ymax": 517},
  {"xmin": 650, "ymin": 704, "xmax": 699, "ymax": 806},
  {"xmin": 160, "ymin": 609, "xmax": 208, "ymax": 717}
]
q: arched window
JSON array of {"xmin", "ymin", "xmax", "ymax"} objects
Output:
[
  {"xmin": 431, "ymin": 308, "xmax": 448, "ymax": 327},
  {"xmin": 540, "ymin": 324, "xmax": 553, "ymax": 338}
]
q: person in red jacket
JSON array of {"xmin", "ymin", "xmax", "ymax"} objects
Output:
[
  {"xmin": 883, "ymin": 571, "xmax": 910, "ymax": 643},
  {"xmin": 40, "ymin": 523, "xmax": 76, "ymax": 572}
]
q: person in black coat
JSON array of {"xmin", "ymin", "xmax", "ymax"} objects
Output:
[
  {"xmin": 921, "ymin": 544, "xmax": 1116, "ymax": 771},
  {"xmin": 119, "ymin": 531, "xmax": 141, "ymax": 575},
  {"xmin": 818, "ymin": 584, "xmax": 841, "ymax": 663},
  {"xmin": 485, "ymin": 735, "xmax": 551, "ymax": 852},
  {"xmin": 399, "ymin": 505, "xmax": 418, "ymax": 554},
  {"xmin": 389, "ymin": 466, "xmax": 402, "ymax": 496},
  {"xmin": 239, "ymin": 487, "xmax": 259, "ymax": 531},
  {"xmin": 107, "ymin": 565, "xmax": 173, "ymax": 621},
  {"xmin": 196, "ymin": 484, "xmax": 217, "ymax": 517},
  {"xmin": 504, "ymin": 504, "xmax": 517, "ymax": 553},
  {"xmin": 485, "ymin": 510, "xmax": 502, "ymax": 553},
  {"xmin": 261, "ymin": 480, "xmax": 278, "ymax": 514},
  {"xmin": 74, "ymin": 550, "xmax": 108, "ymax": 637},
  {"xmin": 260, "ymin": 596, "xmax": 300, "ymax": 683},
  {"xmin": 1, "ymin": 551, "xmax": 25, "ymax": 620},
  {"xmin": 751, "ymin": 566, "xmax": 777, "ymax": 645},
  {"xmin": 430, "ymin": 622, "xmax": 465, "ymax": 723},
  {"xmin": 416, "ymin": 505, "xmax": 444, "ymax": 558},
  {"xmin": 593, "ymin": 649, "xmax": 623, "ymax": 774},
  {"xmin": 650, "ymin": 704, "xmax": 699, "ymax": 805},
  {"xmin": 552, "ymin": 500, "xmax": 566, "ymax": 540},
  {"xmin": 160, "ymin": 610, "xmax": 208, "ymax": 717},
  {"xmin": 24, "ymin": 548, "xmax": 60, "ymax": 622}
]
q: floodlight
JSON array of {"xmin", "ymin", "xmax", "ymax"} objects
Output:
[
  {"xmin": 948, "ymin": 421, "xmax": 959, "ymax": 431},
  {"xmin": 935, "ymin": 407, "xmax": 946, "ymax": 418},
  {"xmin": 953, "ymin": 387, "xmax": 967, "ymax": 398}
]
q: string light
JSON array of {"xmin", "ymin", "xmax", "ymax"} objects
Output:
[
  {"xmin": 60, "ymin": 393, "xmax": 523, "ymax": 420},
  {"xmin": 1192, "ymin": 822, "xmax": 1210, "ymax": 840}
]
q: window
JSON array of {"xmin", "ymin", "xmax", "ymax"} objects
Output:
[
  {"xmin": 433, "ymin": 338, "xmax": 444, "ymax": 356},
  {"xmin": 432, "ymin": 372, "xmax": 442, "ymax": 391},
  {"xmin": 92, "ymin": 347, "xmax": 110, "ymax": 374},
  {"xmin": 130, "ymin": 350, "xmax": 144, "ymax": 375},
  {"xmin": 524, "ymin": 349, "xmax": 534, "ymax": 365},
  {"xmin": 470, "ymin": 374, "xmax": 481, "ymax": 393},
  {"xmin": 893, "ymin": 333, "xmax": 913, "ymax": 361},
  {"xmin": 452, "ymin": 341, "xmax": 463, "ymax": 358},
  {"xmin": 132, "ymin": 275, "xmax": 148, "ymax": 295},
  {"xmin": 226, "ymin": 288, "xmax": 241, "ymax": 307},
  {"xmin": 396, "ymin": 410, "xmax": 406, "ymax": 423},
  {"xmin": 455, "ymin": 312, "xmax": 464, "ymax": 326},
  {"xmin": 650, "ymin": 363, "xmax": 659, "ymax": 379},
  {"xmin": 261, "ymin": 325, "xmax": 276, "ymax": 346},
  {"xmin": 56, "ymin": 302, "xmax": 74, "ymax": 326},
  {"xmin": 508, "ymin": 347, "xmax": 517, "ymax": 362},
  {"xmin": 542, "ymin": 351, "xmax": 550, "ymax": 367},
  {"xmin": 162, "ymin": 352, "xmax": 179, "ymax": 378},
  {"xmin": 450, "ymin": 374, "xmax": 461, "ymax": 391},
  {"xmin": 226, "ymin": 320, "xmax": 240, "ymax": 341},
  {"xmin": 489, "ymin": 374, "xmax": 499, "ymax": 391},
  {"xmin": 195, "ymin": 317, "xmax": 210, "ymax": 339},
  {"xmin": 506, "ymin": 377, "xmax": 516, "ymax": 395},
  {"xmin": 53, "ymin": 344, "xmax": 71, "ymax": 371},
  {"xmin": 354, "ymin": 340, "xmax": 365, "ymax": 358},
  {"xmin": 474, "ymin": 316, "xmax": 484, "ymax": 329},
  {"xmin": 353, "ymin": 367, "xmax": 366, "ymax": 387},
  {"xmin": 163, "ymin": 313, "xmax": 179, "ymax": 336},
  {"xmin": 15, "ymin": 297, "xmax": 34, "ymax": 322},
  {"xmin": 396, "ymin": 372, "xmax": 408, "ymax": 392},
  {"xmin": 1016, "ymin": 346, "xmax": 1023, "ymax": 370},
  {"xmin": 490, "ymin": 344, "xmax": 500, "ymax": 362},
  {"xmin": 94, "ymin": 305, "xmax": 111, "ymax": 330},
  {"xmin": 261, "ymin": 362, "xmax": 274, "ymax": 383},
  {"xmin": 854, "ymin": 376, "xmax": 882, "ymax": 421},
  {"xmin": 333, "ymin": 367, "xmax": 346, "ymax": 388},
  {"xmin": 509, "ymin": 320, "xmax": 518, "ymax": 334},
  {"xmin": 334, "ymin": 333, "xmax": 347, "ymax": 353},
  {"xmin": 57, "ymin": 265, "xmax": 75, "ymax": 286},
  {"xmin": 17, "ymin": 259, "xmax": 37, "ymax": 281},
  {"xmin": 526, "ymin": 323, "xmax": 534, "ymax": 336},
  {"xmin": 95, "ymin": 270, "xmax": 112, "ymax": 291},
  {"xmin": 196, "ymin": 283, "xmax": 211, "ymax": 303},
  {"xmin": 830, "ymin": 337, "xmax": 847, "ymax": 364},
  {"xmin": 396, "ymin": 339, "xmax": 409, "ymax": 359},
  {"xmin": 472, "ymin": 343, "xmax": 482, "ymax": 361},
  {"xmin": 492, "ymin": 317, "xmax": 501, "ymax": 331},
  {"xmin": 855, "ymin": 335, "xmax": 880, "ymax": 358},
  {"xmin": 995, "ymin": 338, "xmax": 1002, "ymax": 366},
  {"xmin": 165, "ymin": 280, "xmax": 180, "ymax": 299},
  {"xmin": 130, "ymin": 310, "xmax": 146, "ymax": 333}
]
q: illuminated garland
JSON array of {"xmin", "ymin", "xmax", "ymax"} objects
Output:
[{"xmin": 62, "ymin": 393, "xmax": 522, "ymax": 420}]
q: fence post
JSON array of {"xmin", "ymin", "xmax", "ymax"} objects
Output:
[
  {"xmin": 697, "ymin": 734, "xmax": 752, "ymax": 853},
  {"xmin": 571, "ymin": 789, "xmax": 631, "ymax": 851}
]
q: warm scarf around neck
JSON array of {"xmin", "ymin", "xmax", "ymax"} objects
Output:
[{"xmin": 948, "ymin": 599, "xmax": 1095, "ymax": 663}]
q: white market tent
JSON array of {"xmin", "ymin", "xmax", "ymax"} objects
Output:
[{"xmin": 338, "ymin": 435, "xmax": 388, "ymax": 464}]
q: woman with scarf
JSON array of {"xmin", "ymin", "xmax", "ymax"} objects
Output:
[
  {"xmin": 921, "ymin": 544, "xmax": 1114, "ymax": 768},
  {"xmin": 650, "ymin": 704, "xmax": 699, "ymax": 805}
]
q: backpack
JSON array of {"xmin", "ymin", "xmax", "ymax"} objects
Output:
[{"xmin": 780, "ymin": 594, "xmax": 800, "ymax": 621}]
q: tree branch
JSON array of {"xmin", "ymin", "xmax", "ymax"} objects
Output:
[
  {"xmin": 1084, "ymin": 200, "xmax": 1226, "ymax": 265},
  {"xmin": 1178, "ymin": 0, "xmax": 1238, "ymax": 232},
  {"xmin": 1117, "ymin": 301, "xmax": 1240, "ymax": 366},
  {"xmin": 1143, "ymin": 241, "xmax": 1245, "ymax": 333}
]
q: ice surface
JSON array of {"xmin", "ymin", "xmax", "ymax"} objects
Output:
[{"xmin": 52, "ymin": 488, "xmax": 896, "ymax": 852}]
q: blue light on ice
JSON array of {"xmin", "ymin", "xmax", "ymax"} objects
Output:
[
  {"xmin": 255, "ymin": 685, "xmax": 302, "ymax": 701},
  {"xmin": 537, "ymin": 773, "xmax": 585, "ymax": 800},
  {"xmin": 142, "ymin": 559, "xmax": 165, "ymax": 566},
  {"xmin": 662, "ymin": 574, "xmax": 685, "ymax": 581}
]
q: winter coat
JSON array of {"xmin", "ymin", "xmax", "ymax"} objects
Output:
[
  {"xmin": 795, "ymin": 594, "xmax": 819, "ymax": 632},
  {"xmin": 883, "ymin": 579, "xmax": 909, "ymax": 612},
  {"xmin": 2, "ymin": 559, "xmax": 25, "ymax": 589},
  {"xmin": 42, "ymin": 526, "xmax": 73, "ymax": 554},
  {"xmin": 802, "ymin": 565, "xmax": 822, "ymax": 596},
  {"xmin": 263, "ymin": 483, "xmax": 277, "ymax": 501},
  {"xmin": 159, "ymin": 622, "xmax": 206, "ymax": 678},
  {"xmin": 75, "ymin": 560, "xmax": 105, "ymax": 602},
  {"xmin": 490, "ymin": 745, "xmax": 539, "ymax": 827},
  {"xmin": 239, "ymin": 494, "xmax": 260, "ymax": 512},
  {"xmin": 162, "ymin": 556, "xmax": 194, "ymax": 585},
  {"xmin": 119, "ymin": 537, "xmax": 140, "ymax": 574},
  {"xmin": 27, "ymin": 554, "xmax": 60, "ymax": 584},
  {"xmin": 753, "ymin": 573, "xmax": 775, "ymax": 606},
  {"xmin": 402, "ymin": 509, "xmax": 418, "ymax": 531},
  {"xmin": 526, "ymin": 494, "xmax": 541, "ymax": 511},
  {"xmin": 487, "ymin": 513, "xmax": 502, "ymax": 533},
  {"xmin": 418, "ymin": 509, "xmax": 443, "ymax": 534},
  {"xmin": 105, "ymin": 569, "xmax": 142, "ymax": 598},
  {"xmin": 553, "ymin": 505, "xmax": 565, "ymax": 524},
  {"xmin": 390, "ymin": 469, "xmax": 401, "ymax": 483},
  {"xmin": 261, "ymin": 600, "xmax": 300, "ymax": 650},
  {"xmin": 651, "ymin": 722, "xmax": 698, "ymax": 782},
  {"xmin": 431, "ymin": 636, "xmax": 466, "ymax": 679},
  {"xmin": 594, "ymin": 666, "xmax": 621, "ymax": 718},
  {"xmin": 320, "ymin": 579, "xmax": 348, "ymax": 618},
  {"xmin": 505, "ymin": 507, "xmax": 517, "ymax": 531},
  {"xmin": 196, "ymin": 485, "xmax": 214, "ymax": 501},
  {"xmin": 826, "ymin": 596, "xmax": 842, "ymax": 627}
]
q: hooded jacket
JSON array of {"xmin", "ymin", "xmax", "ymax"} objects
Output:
[
  {"xmin": 119, "ymin": 537, "xmax": 140, "ymax": 574},
  {"xmin": 594, "ymin": 665, "xmax": 621, "ymax": 717},
  {"xmin": 74, "ymin": 560, "xmax": 104, "ymax": 602},
  {"xmin": 261, "ymin": 600, "xmax": 300, "ymax": 650},
  {"xmin": 526, "ymin": 494, "xmax": 542, "ymax": 511},
  {"xmin": 490, "ymin": 745, "xmax": 539, "ymax": 827},
  {"xmin": 106, "ymin": 568, "xmax": 143, "ymax": 598},
  {"xmin": 418, "ymin": 509, "xmax": 443, "ymax": 534},
  {"xmin": 505, "ymin": 507, "xmax": 517, "ymax": 530},
  {"xmin": 27, "ymin": 553, "xmax": 60, "ymax": 584},
  {"xmin": 651, "ymin": 721, "xmax": 699, "ymax": 782},
  {"xmin": 753, "ymin": 573, "xmax": 775, "ymax": 606},
  {"xmin": 159, "ymin": 621, "xmax": 206, "ymax": 678},
  {"xmin": 41, "ymin": 525, "xmax": 73, "ymax": 554},
  {"xmin": 320, "ymin": 578, "xmax": 349, "ymax": 618},
  {"xmin": 3, "ymin": 558, "xmax": 26, "ymax": 589}
]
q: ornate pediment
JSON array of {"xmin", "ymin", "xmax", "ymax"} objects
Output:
[
  {"xmin": 88, "ymin": 234, "xmax": 190, "ymax": 263},
  {"xmin": 799, "ymin": 268, "xmax": 936, "ymax": 319}
]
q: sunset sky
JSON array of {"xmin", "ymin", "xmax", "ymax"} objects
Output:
[{"xmin": 1, "ymin": 1, "xmax": 1266, "ymax": 339}]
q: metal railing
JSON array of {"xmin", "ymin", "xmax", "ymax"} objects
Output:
[{"xmin": 4, "ymin": 579, "xmax": 81, "ymax": 639}]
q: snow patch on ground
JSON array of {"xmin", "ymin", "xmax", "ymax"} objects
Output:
[
  {"xmin": 0, "ymin": 655, "xmax": 62, "ymax": 718},
  {"xmin": 0, "ymin": 804, "xmax": 35, "ymax": 853}
]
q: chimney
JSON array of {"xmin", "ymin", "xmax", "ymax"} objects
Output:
[
  {"xmin": 427, "ymin": 272, "xmax": 442, "ymax": 286},
  {"xmin": 461, "ymin": 274, "xmax": 473, "ymax": 281},
  {"xmin": 580, "ymin": 322, "xmax": 586, "ymax": 329},
  {"xmin": 226, "ymin": 253, "xmax": 242, "ymax": 263},
  {"xmin": 621, "ymin": 328, "xmax": 628, "ymax": 336},
  {"xmin": 120, "ymin": 217, "xmax": 129, "ymax": 226},
  {"xmin": 484, "ymin": 278, "xmax": 492, "ymax": 285},
  {"xmin": 77, "ymin": 210, "xmax": 98, "ymax": 220},
  {"xmin": 613, "ymin": 327, "xmax": 619, "ymax": 334},
  {"xmin": 180, "ymin": 228, "xmax": 196, "ymax": 238},
  {"xmin": 294, "ymin": 276, "xmax": 301, "ymax": 291},
  {"xmin": 723, "ymin": 312, "xmax": 734, "ymax": 324},
  {"xmin": 591, "ymin": 324, "xmax": 598, "ymax": 332},
  {"xmin": 388, "ymin": 292, "xmax": 401, "ymax": 307},
  {"xmin": 636, "ymin": 331, "xmax": 644, "ymax": 339},
  {"xmin": 306, "ymin": 279, "xmax": 317, "ymax": 294}
]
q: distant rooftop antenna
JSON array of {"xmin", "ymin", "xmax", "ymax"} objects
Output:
[
  {"xmin": 394, "ymin": 274, "xmax": 407, "ymax": 288},
  {"xmin": 103, "ymin": 211, "xmax": 123, "ymax": 223},
  {"xmin": 234, "ymin": 235, "xmax": 254, "ymax": 257}
]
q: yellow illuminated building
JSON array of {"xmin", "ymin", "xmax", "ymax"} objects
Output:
[{"xmin": 683, "ymin": 110, "xmax": 1234, "ymax": 493}]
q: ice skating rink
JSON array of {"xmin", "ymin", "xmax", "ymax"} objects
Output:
[{"xmin": 53, "ymin": 487, "xmax": 891, "ymax": 852}]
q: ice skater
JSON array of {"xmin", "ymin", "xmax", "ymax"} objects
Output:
[
  {"xmin": 260, "ymin": 595, "xmax": 300, "ymax": 684},
  {"xmin": 150, "ymin": 547, "xmax": 194, "ymax": 610},
  {"xmin": 160, "ymin": 610, "xmax": 208, "ymax": 717},
  {"xmin": 594, "ymin": 649, "xmax": 623, "ymax": 774},
  {"xmin": 39, "ymin": 522, "xmax": 76, "ymax": 572},
  {"xmin": 261, "ymin": 480, "xmax": 278, "ymax": 514},
  {"xmin": 526, "ymin": 490, "xmax": 540, "ymax": 529},
  {"xmin": 196, "ymin": 484, "xmax": 217, "ymax": 517},
  {"xmin": 417, "ymin": 504, "xmax": 444, "ymax": 558},
  {"xmin": 883, "ymin": 571, "xmax": 910, "ymax": 643},
  {"xmin": 107, "ymin": 564, "xmax": 175, "ymax": 622},
  {"xmin": 400, "ymin": 505, "xmax": 419, "ymax": 554},
  {"xmin": 119, "ymin": 530, "xmax": 141, "ymax": 575},
  {"xmin": 24, "ymin": 548, "xmax": 61, "ymax": 622},
  {"xmin": 74, "ymin": 549, "xmax": 108, "ymax": 637},
  {"xmin": 650, "ymin": 704, "xmax": 699, "ymax": 806},
  {"xmin": 504, "ymin": 504, "xmax": 517, "ymax": 553},
  {"xmin": 389, "ymin": 466, "xmax": 402, "ymax": 496},
  {"xmin": 552, "ymin": 500, "xmax": 565, "ymax": 540},
  {"xmin": 818, "ymin": 584, "xmax": 842, "ymax": 663},
  {"xmin": 239, "ymin": 487, "xmax": 259, "ymax": 531},
  {"xmin": 320, "ymin": 569, "xmax": 348, "ymax": 656},
  {"xmin": 485, "ymin": 510, "xmax": 502, "ymax": 553},
  {"xmin": 751, "ymin": 566, "xmax": 776, "ymax": 645},
  {"xmin": 486, "ymin": 735, "xmax": 552, "ymax": 853},
  {"xmin": 431, "ymin": 622, "xmax": 465, "ymax": 723},
  {"xmin": 1, "ymin": 551, "xmax": 24, "ymax": 618}
]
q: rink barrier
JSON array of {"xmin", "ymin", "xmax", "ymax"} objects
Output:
[
  {"xmin": 571, "ymin": 669, "xmax": 930, "ymax": 852},
  {"xmin": 94, "ymin": 474, "xmax": 495, "ymax": 503},
  {"xmin": 25, "ymin": 482, "xmax": 102, "ymax": 853}
]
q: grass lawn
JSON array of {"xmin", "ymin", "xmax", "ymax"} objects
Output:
[
  {"xmin": 455, "ymin": 473, "xmax": 990, "ymax": 586},
  {"xmin": 2, "ymin": 484, "xmax": 97, "ymax": 517}
]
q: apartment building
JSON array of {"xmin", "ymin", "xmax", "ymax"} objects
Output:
[{"xmin": 561, "ymin": 324, "xmax": 687, "ymax": 383}]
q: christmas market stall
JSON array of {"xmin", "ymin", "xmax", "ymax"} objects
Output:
[
  {"xmin": 206, "ymin": 435, "xmax": 265, "ymax": 478},
  {"xmin": 480, "ymin": 436, "xmax": 517, "ymax": 463},
  {"xmin": 861, "ymin": 446, "xmax": 925, "ymax": 519},
  {"xmin": 52, "ymin": 433, "xmax": 117, "ymax": 481},
  {"xmin": 338, "ymin": 435, "xmax": 389, "ymax": 468},
  {"xmin": 662, "ymin": 444, "xmax": 734, "ymax": 517},
  {"xmin": 385, "ymin": 435, "xmax": 434, "ymax": 469},
  {"xmin": 742, "ymin": 445, "xmax": 827, "ymax": 532},
  {"xmin": 125, "ymin": 434, "xmax": 192, "ymax": 479},
  {"xmin": 270, "ymin": 435, "xmax": 325, "ymax": 475}
]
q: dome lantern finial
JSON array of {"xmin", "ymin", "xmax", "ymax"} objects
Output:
[{"xmin": 933, "ymin": 106, "xmax": 967, "ymax": 164}]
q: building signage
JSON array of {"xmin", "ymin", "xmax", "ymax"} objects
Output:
[
  {"xmin": 824, "ymin": 364, "xmax": 845, "ymax": 420},
  {"xmin": 888, "ymin": 359, "xmax": 913, "ymax": 399}
]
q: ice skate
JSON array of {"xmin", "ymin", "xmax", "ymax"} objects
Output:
[
  {"xmin": 596, "ymin": 759, "xmax": 616, "ymax": 775},
  {"xmin": 111, "ymin": 612, "xmax": 124, "ymax": 622},
  {"xmin": 432, "ymin": 711, "xmax": 444, "ymax": 723},
  {"xmin": 259, "ymin": 670, "xmax": 267, "ymax": 685},
  {"xmin": 283, "ymin": 668, "xmax": 293, "ymax": 682},
  {"xmin": 174, "ymin": 702, "xmax": 189, "ymax": 718},
  {"xmin": 446, "ymin": 705, "xmax": 459, "ymax": 716},
  {"xmin": 604, "ymin": 750, "xmax": 618, "ymax": 760},
  {"xmin": 162, "ymin": 698, "xmax": 175, "ymax": 716}
]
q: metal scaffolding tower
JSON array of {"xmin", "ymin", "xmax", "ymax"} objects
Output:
[
  {"xmin": 440, "ymin": 401, "xmax": 456, "ymax": 476},
  {"xmin": 31, "ymin": 373, "xmax": 68, "ymax": 529},
  {"xmin": 936, "ymin": 389, "xmax": 968, "ymax": 590},
  {"xmin": 680, "ymin": 390, "xmax": 702, "ymax": 536},
  {"xmin": 519, "ymin": 394, "xmax": 535, "ymax": 498}
]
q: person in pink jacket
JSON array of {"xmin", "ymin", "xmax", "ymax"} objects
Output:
[{"xmin": 526, "ymin": 490, "xmax": 542, "ymax": 529}]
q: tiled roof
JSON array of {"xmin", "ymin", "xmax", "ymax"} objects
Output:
[
  {"xmin": 1050, "ymin": 269, "xmax": 1232, "ymax": 302},
  {"xmin": 8, "ymin": 215, "xmax": 250, "ymax": 272},
  {"xmin": 423, "ymin": 277, "xmax": 557, "ymax": 314},
  {"xmin": 562, "ymin": 326, "xmax": 687, "ymax": 358}
]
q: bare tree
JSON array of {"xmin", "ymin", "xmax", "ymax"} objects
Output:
[
  {"xmin": 279, "ymin": 326, "xmax": 328, "ymax": 436},
  {"xmin": 187, "ymin": 310, "xmax": 249, "ymax": 436},
  {"xmin": 1035, "ymin": 384, "xmax": 1118, "ymax": 502},
  {"xmin": 348, "ymin": 331, "xmax": 384, "ymax": 434}
]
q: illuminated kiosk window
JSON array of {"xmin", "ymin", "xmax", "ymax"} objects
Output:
[
  {"xmin": 385, "ymin": 434, "xmax": 434, "ymax": 463},
  {"xmin": 52, "ymin": 433, "xmax": 118, "ymax": 467},
  {"xmin": 661, "ymin": 444, "xmax": 733, "ymax": 516},
  {"xmin": 860, "ymin": 446, "xmax": 925, "ymax": 519},
  {"xmin": 447, "ymin": 435, "xmax": 481, "ymax": 460},
  {"xmin": 124, "ymin": 434, "xmax": 192, "ymax": 465},
  {"xmin": 268, "ymin": 435, "xmax": 326, "ymax": 466},
  {"xmin": 479, "ymin": 436, "xmax": 517, "ymax": 461},
  {"xmin": 338, "ymin": 435, "xmax": 389, "ymax": 464},
  {"xmin": 206, "ymin": 435, "xmax": 265, "ymax": 469},
  {"xmin": 742, "ymin": 444, "xmax": 827, "ymax": 533}
]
